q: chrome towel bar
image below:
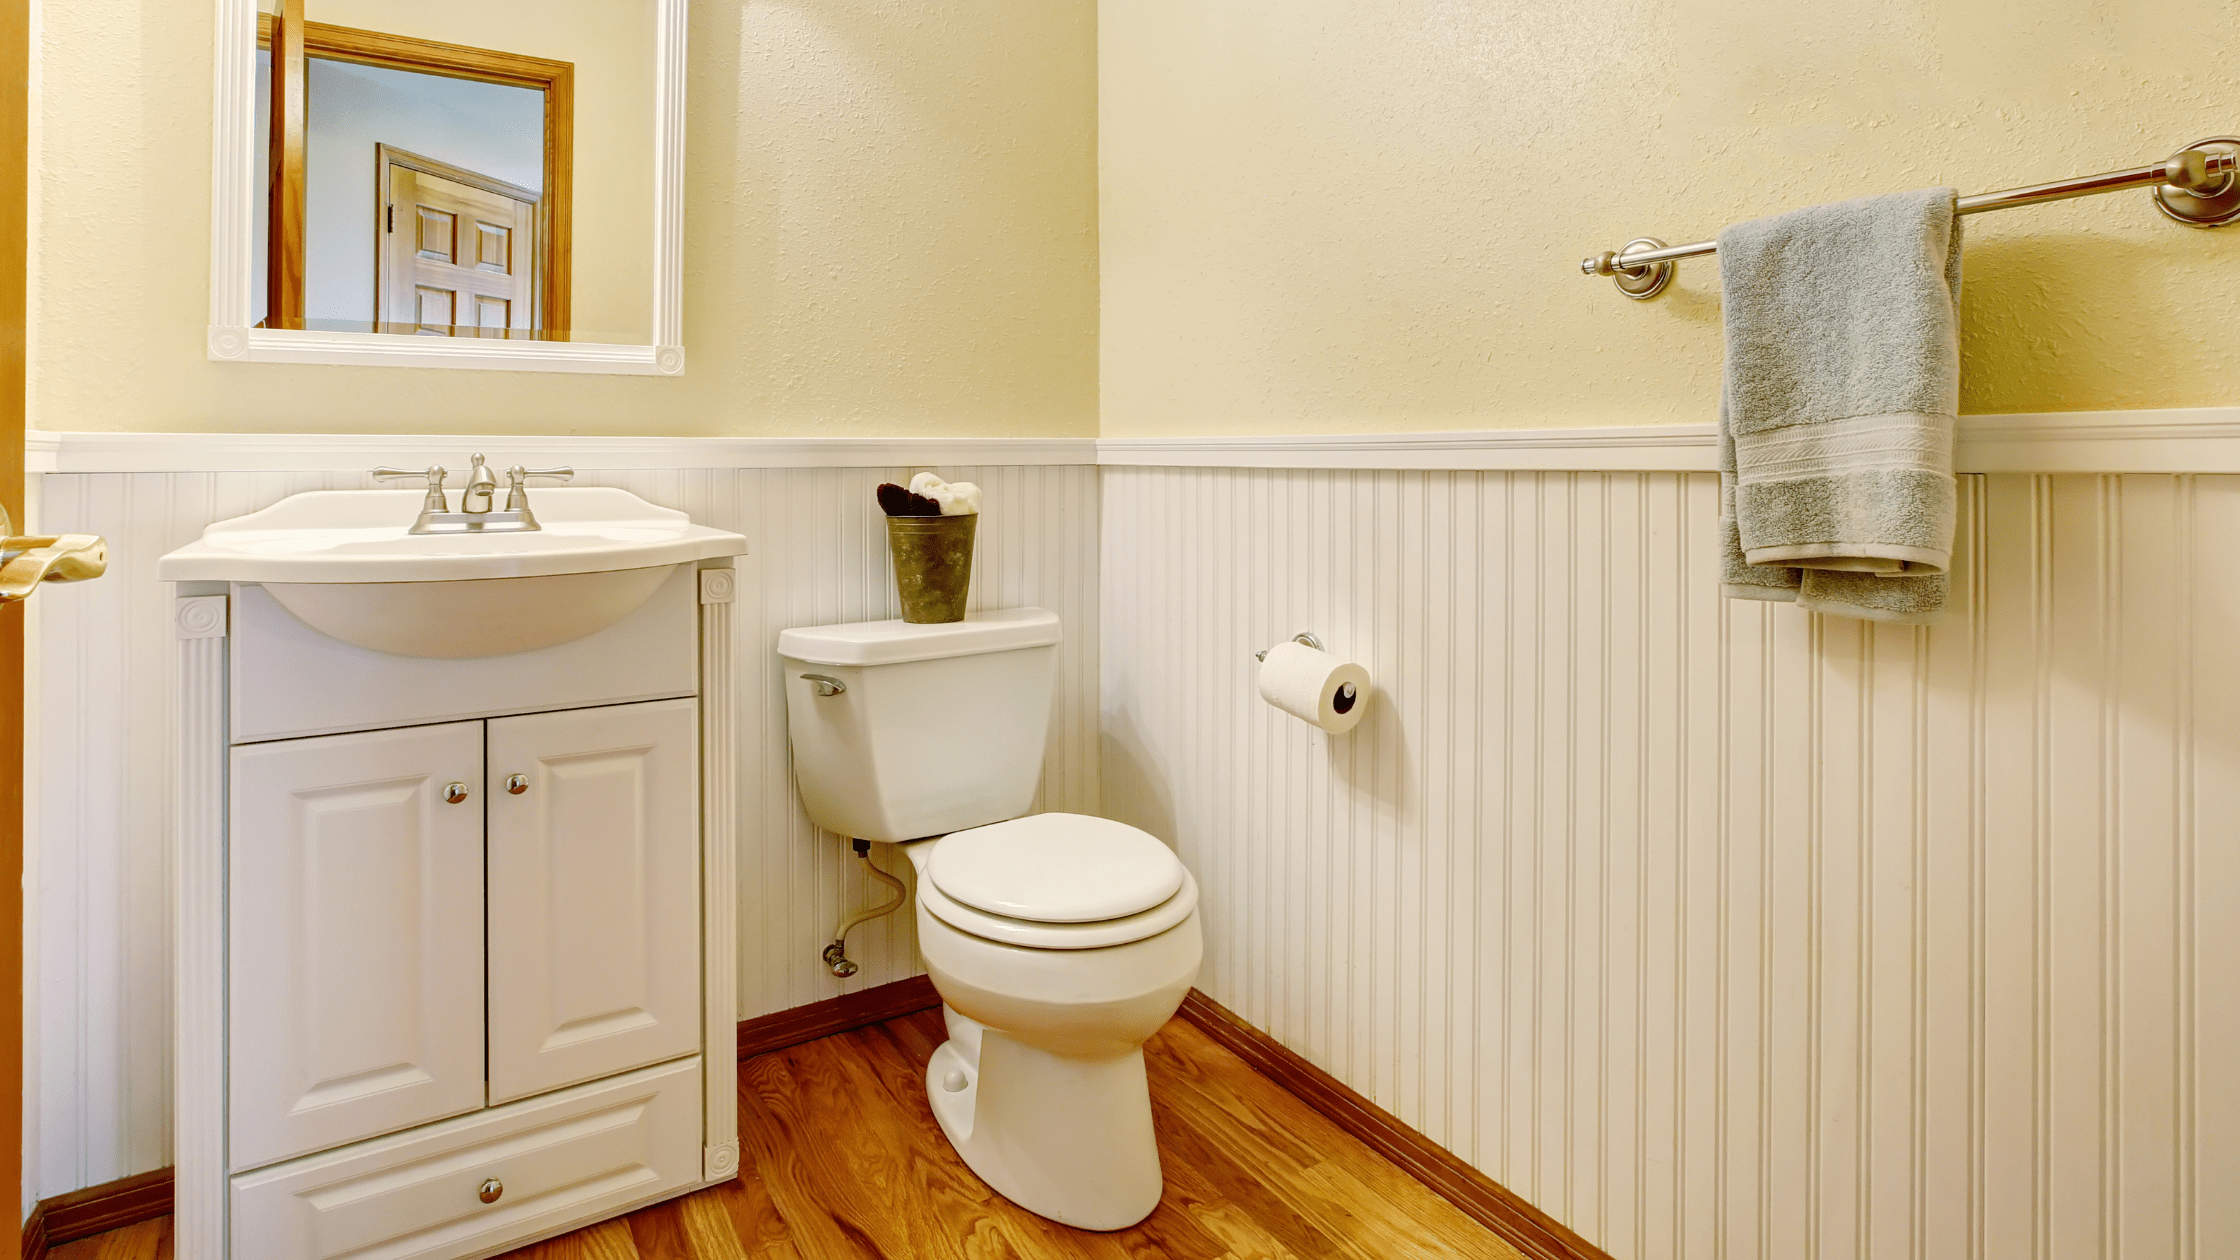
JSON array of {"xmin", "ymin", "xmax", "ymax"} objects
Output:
[{"xmin": 1583, "ymin": 136, "xmax": 2240, "ymax": 299}]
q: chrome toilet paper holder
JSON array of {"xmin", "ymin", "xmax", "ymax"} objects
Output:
[
  {"xmin": 1254, "ymin": 631, "xmax": 1358, "ymax": 709},
  {"xmin": 1254, "ymin": 631, "xmax": 1323, "ymax": 662}
]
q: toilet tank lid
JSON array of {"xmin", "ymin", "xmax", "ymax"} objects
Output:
[{"xmin": 776, "ymin": 607, "xmax": 1060, "ymax": 666}]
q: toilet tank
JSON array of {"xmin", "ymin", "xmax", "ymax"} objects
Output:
[{"xmin": 778, "ymin": 608, "xmax": 1061, "ymax": 842}]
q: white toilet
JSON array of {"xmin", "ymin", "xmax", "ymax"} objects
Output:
[{"xmin": 778, "ymin": 608, "xmax": 1202, "ymax": 1231}]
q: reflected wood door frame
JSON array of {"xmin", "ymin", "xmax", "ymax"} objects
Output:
[
  {"xmin": 257, "ymin": 15, "xmax": 574, "ymax": 336},
  {"xmin": 265, "ymin": 0, "xmax": 304, "ymax": 328},
  {"xmin": 375, "ymin": 143, "xmax": 543, "ymax": 336}
]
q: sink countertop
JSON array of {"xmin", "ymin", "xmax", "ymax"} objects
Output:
[{"xmin": 157, "ymin": 487, "xmax": 748, "ymax": 584}]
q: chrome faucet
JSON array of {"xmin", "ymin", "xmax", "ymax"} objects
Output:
[
  {"xmin": 371, "ymin": 460, "xmax": 566, "ymax": 534},
  {"xmin": 461, "ymin": 454, "xmax": 499, "ymax": 514}
]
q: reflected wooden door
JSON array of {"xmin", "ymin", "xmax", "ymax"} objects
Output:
[{"xmin": 378, "ymin": 146, "xmax": 540, "ymax": 337}]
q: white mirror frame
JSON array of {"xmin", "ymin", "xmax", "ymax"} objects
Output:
[{"xmin": 207, "ymin": 0, "xmax": 687, "ymax": 375}]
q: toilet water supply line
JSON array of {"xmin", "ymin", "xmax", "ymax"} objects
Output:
[{"xmin": 823, "ymin": 837, "xmax": 908, "ymax": 978}]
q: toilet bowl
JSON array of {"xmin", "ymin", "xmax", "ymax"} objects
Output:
[
  {"xmin": 903, "ymin": 813, "xmax": 1202, "ymax": 1231},
  {"xmin": 776, "ymin": 610, "xmax": 1203, "ymax": 1231}
]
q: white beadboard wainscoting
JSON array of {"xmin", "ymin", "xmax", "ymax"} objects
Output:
[
  {"xmin": 24, "ymin": 460, "xmax": 1099, "ymax": 1202},
  {"xmin": 1101, "ymin": 467, "xmax": 2237, "ymax": 1260}
]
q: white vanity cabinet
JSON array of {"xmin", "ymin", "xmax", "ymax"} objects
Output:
[{"xmin": 169, "ymin": 553, "xmax": 743, "ymax": 1260}]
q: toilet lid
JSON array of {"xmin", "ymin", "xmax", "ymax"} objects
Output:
[
  {"xmin": 918, "ymin": 864, "xmax": 1197, "ymax": 950},
  {"xmin": 927, "ymin": 813, "xmax": 1184, "ymax": 923}
]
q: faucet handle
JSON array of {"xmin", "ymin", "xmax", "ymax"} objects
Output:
[
  {"xmin": 373, "ymin": 465, "xmax": 450, "ymax": 513},
  {"xmin": 501, "ymin": 465, "xmax": 573, "ymax": 522}
]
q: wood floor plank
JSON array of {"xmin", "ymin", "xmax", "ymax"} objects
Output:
[
  {"xmin": 708, "ymin": 1161, "xmax": 809, "ymax": 1260},
  {"xmin": 522, "ymin": 1217, "xmax": 642, "ymax": 1260},
  {"xmin": 841, "ymin": 1019, "xmax": 1146, "ymax": 1260},
  {"xmin": 624, "ymin": 1200, "xmax": 697, "ymax": 1260},
  {"xmin": 736, "ymin": 1049, "xmax": 896, "ymax": 1259},
  {"xmin": 60, "ymin": 1008, "xmax": 1520, "ymax": 1260},
  {"xmin": 811, "ymin": 1023, "xmax": 1075, "ymax": 1260},
  {"xmin": 1145, "ymin": 1022, "xmax": 1523, "ymax": 1260},
  {"xmin": 671, "ymin": 1191, "xmax": 752, "ymax": 1260}
]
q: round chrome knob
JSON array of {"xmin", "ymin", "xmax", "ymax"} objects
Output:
[
  {"xmin": 443, "ymin": 782, "xmax": 469, "ymax": 804},
  {"xmin": 505, "ymin": 774, "xmax": 528, "ymax": 795},
  {"xmin": 478, "ymin": 1177, "xmax": 503, "ymax": 1204}
]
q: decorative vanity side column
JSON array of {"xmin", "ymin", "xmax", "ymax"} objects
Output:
[
  {"xmin": 175, "ymin": 594, "xmax": 230, "ymax": 1256},
  {"xmin": 697, "ymin": 565, "xmax": 740, "ymax": 1181}
]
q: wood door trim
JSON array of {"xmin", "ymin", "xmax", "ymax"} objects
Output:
[
  {"xmin": 264, "ymin": 0, "xmax": 306, "ymax": 329},
  {"xmin": 1175, "ymin": 989, "xmax": 1615, "ymax": 1260},
  {"xmin": 735, "ymin": 976, "xmax": 941, "ymax": 1060},
  {"xmin": 377, "ymin": 143, "xmax": 542, "ymax": 206},
  {"xmin": 19, "ymin": 1168, "xmax": 173, "ymax": 1258},
  {"xmin": 256, "ymin": 16, "xmax": 573, "ymax": 335}
]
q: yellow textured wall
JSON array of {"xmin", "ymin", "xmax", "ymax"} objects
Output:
[
  {"xmin": 33, "ymin": 0, "xmax": 1098, "ymax": 436},
  {"xmin": 1099, "ymin": 0, "xmax": 2240, "ymax": 435}
]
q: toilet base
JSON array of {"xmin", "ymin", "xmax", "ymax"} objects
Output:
[{"xmin": 924, "ymin": 1011, "xmax": 1164, "ymax": 1231}]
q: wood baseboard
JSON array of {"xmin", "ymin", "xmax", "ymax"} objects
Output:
[
  {"xmin": 1175, "ymin": 989, "xmax": 1612, "ymax": 1260},
  {"xmin": 736, "ymin": 974, "xmax": 942, "ymax": 1060},
  {"xmin": 21, "ymin": 1167, "xmax": 173, "ymax": 1258}
]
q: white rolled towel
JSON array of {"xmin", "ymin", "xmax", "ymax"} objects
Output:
[{"xmin": 909, "ymin": 472, "xmax": 981, "ymax": 515}]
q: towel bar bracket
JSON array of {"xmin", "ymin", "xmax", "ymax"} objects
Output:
[
  {"xmin": 2154, "ymin": 137, "xmax": 2240, "ymax": 227},
  {"xmin": 1585, "ymin": 237, "xmax": 1674, "ymax": 300}
]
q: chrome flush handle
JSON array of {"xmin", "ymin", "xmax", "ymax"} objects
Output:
[{"xmin": 801, "ymin": 674, "xmax": 847, "ymax": 697}]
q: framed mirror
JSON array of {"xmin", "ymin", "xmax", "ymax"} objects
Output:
[{"xmin": 208, "ymin": 0, "xmax": 685, "ymax": 374}]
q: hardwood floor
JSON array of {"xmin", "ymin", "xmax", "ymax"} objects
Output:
[{"xmin": 52, "ymin": 1011, "xmax": 1519, "ymax": 1260}]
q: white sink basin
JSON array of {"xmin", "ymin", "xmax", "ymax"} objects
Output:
[{"xmin": 158, "ymin": 487, "xmax": 747, "ymax": 658}]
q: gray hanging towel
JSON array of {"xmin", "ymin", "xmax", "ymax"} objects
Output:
[{"xmin": 1715, "ymin": 186, "xmax": 1962, "ymax": 624}]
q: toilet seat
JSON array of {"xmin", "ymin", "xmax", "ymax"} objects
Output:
[
  {"xmin": 930, "ymin": 813, "xmax": 1184, "ymax": 922},
  {"xmin": 918, "ymin": 865, "xmax": 1198, "ymax": 950},
  {"xmin": 918, "ymin": 814, "xmax": 1197, "ymax": 950}
]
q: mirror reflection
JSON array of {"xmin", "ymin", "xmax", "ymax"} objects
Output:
[{"xmin": 252, "ymin": 0, "xmax": 653, "ymax": 343}]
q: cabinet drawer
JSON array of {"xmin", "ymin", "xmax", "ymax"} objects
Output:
[{"xmin": 231, "ymin": 1057, "xmax": 703, "ymax": 1260}]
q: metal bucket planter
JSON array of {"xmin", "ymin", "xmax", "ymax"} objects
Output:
[{"xmin": 885, "ymin": 514, "xmax": 977, "ymax": 623}]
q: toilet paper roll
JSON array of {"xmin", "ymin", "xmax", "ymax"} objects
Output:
[{"xmin": 1256, "ymin": 640, "xmax": 1371, "ymax": 734}]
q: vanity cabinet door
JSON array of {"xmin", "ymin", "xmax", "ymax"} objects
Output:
[
  {"xmin": 485, "ymin": 698, "xmax": 700, "ymax": 1103},
  {"xmin": 229, "ymin": 721, "xmax": 488, "ymax": 1171}
]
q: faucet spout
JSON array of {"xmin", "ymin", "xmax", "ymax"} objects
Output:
[{"xmin": 461, "ymin": 454, "xmax": 499, "ymax": 514}]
